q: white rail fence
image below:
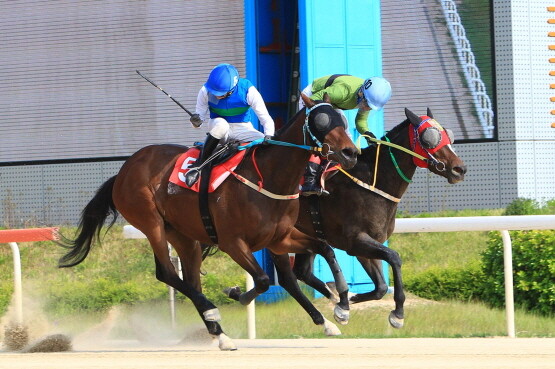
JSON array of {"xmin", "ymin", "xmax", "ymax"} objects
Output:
[
  {"xmin": 123, "ymin": 215, "xmax": 555, "ymax": 339},
  {"xmin": 1, "ymin": 228, "xmax": 59, "ymax": 325}
]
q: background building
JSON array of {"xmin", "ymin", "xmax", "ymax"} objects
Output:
[{"xmin": 1, "ymin": 1, "xmax": 553, "ymax": 227}]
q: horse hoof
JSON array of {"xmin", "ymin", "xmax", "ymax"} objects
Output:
[
  {"xmin": 203, "ymin": 308, "xmax": 222, "ymax": 322},
  {"xmin": 223, "ymin": 286, "xmax": 242, "ymax": 301},
  {"xmin": 216, "ymin": 333, "xmax": 237, "ymax": 351},
  {"xmin": 322, "ymin": 318, "xmax": 341, "ymax": 336},
  {"xmin": 333, "ymin": 305, "xmax": 350, "ymax": 325},
  {"xmin": 388, "ymin": 311, "xmax": 404, "ymax": 329}
]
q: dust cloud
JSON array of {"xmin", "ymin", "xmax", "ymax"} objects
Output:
[{"xmin": 1, "ymin": 293, "xmax": 215, "ymax": 352}]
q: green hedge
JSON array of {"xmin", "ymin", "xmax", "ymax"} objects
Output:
[
  {"xmin": 406, "ymin": 230, "xmax": 554, "ymax": 316},
  {"xmin": 404, "ymin": 262, "xmax": 485, "ymax": 302},
  {"xmin": 482, "ymin": 230, "xmax": 555, "ymax": 316}
]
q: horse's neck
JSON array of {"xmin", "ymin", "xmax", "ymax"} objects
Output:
[
  {"xmin": 360, "ymin": 124, "xmax": 417, "ymax": 200},
  {"xmin": 243, "ymin": 114, "xmax": 312, "ymax": 194}
]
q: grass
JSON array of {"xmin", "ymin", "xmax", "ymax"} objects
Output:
[
  {"xmin": 389, "ymin": 208, "xmax": 503, "ymax": 274},
  {"xmin": 1, "ymin": 208, "xmax": 554, "ymax": 339},
  {"xmin": 47, "ymin": 296, "xmax": 555, "ymax": 341}
]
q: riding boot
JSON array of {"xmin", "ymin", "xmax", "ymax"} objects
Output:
[
  {"xmin": 301, "ymin": 162, "xmax": 329, "ymax": 196},
  {"xmin": 184, "ymin": 134, "xmax": 220, "ymax": 187}
]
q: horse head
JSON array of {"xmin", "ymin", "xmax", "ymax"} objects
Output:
[
  {"xmin": 405, "ymin": 107, "xmax": 466, "ymax": 184},
  {"xmin": 300, "ymin": 93, "xmax": 357, "ymax": 169}
]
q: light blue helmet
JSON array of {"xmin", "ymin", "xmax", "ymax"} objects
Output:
[
  {"xmin": 204, "ymin": 64, "xmax": 239, "ymax": 96},
  {"xmin": 361, "ymin": 76, "xmax": 392, "ymax": 110}
]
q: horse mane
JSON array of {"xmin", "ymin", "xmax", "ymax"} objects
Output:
[
  {"xmin": 359, "ymin": 118, "xmax": 410, "ymax": 161},
  {"xmin": 274, "ymin": 109, "xmax": 305, "ymax": 138}
]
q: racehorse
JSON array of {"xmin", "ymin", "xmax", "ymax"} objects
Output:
[
  {"xmin": 291, "ymin": 108, "xmax": 467, "ymax": 329},
  {"xmin": 58, "ymin": 93, "xmax": 358, "ymax": 350}
]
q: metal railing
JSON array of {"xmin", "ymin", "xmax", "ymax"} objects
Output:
[{"xmin": 123, "ymin": 215, "xmax": 555, "ymax": 338}]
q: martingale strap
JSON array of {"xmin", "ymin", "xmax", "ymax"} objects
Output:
[
  {"xmin": 228, "ymin": 171, "xmax": 299, "ymax": 200},
  {"xmin": 338, "ymin": 167, "xmax": 401, "ymax": 203}
]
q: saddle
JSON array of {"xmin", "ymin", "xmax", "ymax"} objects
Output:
[{"xmin": 169, "ymin": 141, "xmax": 246, "ymax": 193}]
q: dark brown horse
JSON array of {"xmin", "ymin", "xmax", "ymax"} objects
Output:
[
  {"xmin": 291, "ymin": 108, "xmax": 467, "ymax": 329},
  {"xmin": 58, "ymin": 94, "xmax": 357, "ymax": 350}
]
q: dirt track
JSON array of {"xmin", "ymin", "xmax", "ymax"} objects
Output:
[{"xmin": 1, "ymin": 337, "xmax": 553, "ymax": 369}]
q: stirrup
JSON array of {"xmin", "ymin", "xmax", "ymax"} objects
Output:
[
  {"xmin": 301, "ymin": 187, "xmax": 329, "ymax": 197},
  {"xmin": 184, "ymin": 168, "xmax": 200, "ymax": 187}
]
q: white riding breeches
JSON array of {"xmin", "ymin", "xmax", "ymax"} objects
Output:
[{"xmin": 208, "ymin": 117, "xmax": 265, "ymax": 143}]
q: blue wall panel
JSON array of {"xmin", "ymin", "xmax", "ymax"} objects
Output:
[
  {"xmin": 246, "ymin": 0, "xmax": 389, "ymax": 300},
  {"xmin": 300, "ymin": 0, "xmax": 383, "ymax": 137},
  {"xmin": 299, "ymin": 0, "xmax": 388, "ymax": 294}
]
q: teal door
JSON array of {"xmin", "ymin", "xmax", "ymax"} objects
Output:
[
  {"xmin": 299, "ymin": 0, "xmax": 388, "ymax": 293},
  {"xmin": 299, "ymin": 0, "xmax": 385, "ymax": 139}
]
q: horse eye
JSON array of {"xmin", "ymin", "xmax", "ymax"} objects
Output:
[
  {"xmin": 313, "ymin": 112, "xmax": 331, "ymax": 130},
  {"xmin": 420, "ymin": 127, "xmax": 441, "ymax": 149}
]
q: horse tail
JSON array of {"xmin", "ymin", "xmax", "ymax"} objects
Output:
[{"xmin": 58, "ymin": 175, "xmax": 118, "ymax": 268}]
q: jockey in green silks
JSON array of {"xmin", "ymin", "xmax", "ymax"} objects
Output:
[{"xmin": 298, "ymin": 74, "xmax": 392, "ymax": 196}]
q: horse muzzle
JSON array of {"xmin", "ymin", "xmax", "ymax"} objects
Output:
[
  {"xmin": 333, "ymin": 146, "xmax": 357, "ymax": 169},
  {"xmin": 447, "ymin": 164, "xmax": 467, "ymax": 184}
]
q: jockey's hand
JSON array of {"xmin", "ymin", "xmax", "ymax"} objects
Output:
[
  {"xmin": 364, "ymin": 131, "xmax": 376, "ymax": 146},
  {"xmin": 190, "ymin": 114, "xmax": 203, "ymax": 128}
]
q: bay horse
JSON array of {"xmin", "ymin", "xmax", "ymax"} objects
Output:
[
  {"xmin": 291, "ymin": 108, "xmax": 467, "ymax": 329},
  {"xmin": 58, "ymin": 93, "xmax": 357, "ymax": 350}
]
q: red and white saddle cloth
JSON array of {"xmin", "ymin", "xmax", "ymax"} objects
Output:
[{"xmin": 169, "ymin": 147, "xmax": 247, "ymax": 193}]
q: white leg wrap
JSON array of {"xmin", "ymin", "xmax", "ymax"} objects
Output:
[
  {"xmin": 203, "ymin": 308, "xmax": 222, "ymax": 322},
  {"xmin": 322, "ymin": 318, "xmax": 341, "ymax": 336},
  {"xmin": 215, "ymin": 333, "xmax": 237, "ymax": 351},
  {"xmin": 333, "ymin": 305, "xmax": 350, "ymax": 325}
]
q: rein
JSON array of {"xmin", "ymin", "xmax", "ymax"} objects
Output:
[
  {"xmin": 237, "ymin": 103, "xmax": 335, "ymax": 156},
  {"xmin": 227, "ymin": 147, "xmax": 299, "ymax": 200},
  {"xmin": 230, "ymin": 103, "xmax": 335, "ymax": 200},
  {"xmin": 336, "ymin": 133, "xmax": 428, "ymax": 203}
]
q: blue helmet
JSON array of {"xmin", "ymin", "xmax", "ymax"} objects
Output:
[
  {"xmin": 204, "ymin": 64, "xmax": 239, "ymax": 96},
  {"xmin": 361, "ymin": 76, "xmax": 392, "ymax": 110}
]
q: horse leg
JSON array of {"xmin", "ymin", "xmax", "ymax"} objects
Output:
[
  {"xmin": 221, "ymin": 240, "xmax": 270, "ymax": 306},
  {"xmin": 288, "ymin": 229, "xmax": 350, "ymax": 325},
  {"xmin": 292, "ymin": 253, "xmax": 338, "ymax": 302},
  {"xmin": 350, "ymin": 258, "xmax": 389, "ymax": 302},
  {"xmin": 163, "ymin": 229, "xmax": 235, "ymax": 350},
  {"xmin": 347, "ymin": 232, "xmax": 405, "ymax": 328},
  {"xmin": 270, "ymin": 252, "xmax": 341, "ymax": 336}
]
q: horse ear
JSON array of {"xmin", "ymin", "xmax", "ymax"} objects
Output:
[
  {"xmin": 405, "ymin": 108, "xmax": 421, "ymax": 127},
  {"xmin": 323, "ymin": 92, "xmax": 331, "ymax": 104},
  {"xmin": 300, "ymin": 92, "xmax": 316, "ymax": 108},
  {"xmin": 427, "ymin": 107, "xmax": 434, "ymax": 119}
]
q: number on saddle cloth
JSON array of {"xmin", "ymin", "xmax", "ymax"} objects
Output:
[{"xmin": 169, "ymin": 143, "xmax": 247, "ymax": 192}]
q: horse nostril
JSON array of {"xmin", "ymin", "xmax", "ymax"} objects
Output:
[
  {"xmin": 453, "ymin": 166, "xmax": 467, "ymax": 176},
  {"xmin": 343, "ymin": 147, "xmax": 357, "ymax": 159}
]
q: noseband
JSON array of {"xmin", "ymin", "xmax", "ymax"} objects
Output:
[{"xmin": 303, "ymin": 103, "xmax": 338, "ymax": 158}]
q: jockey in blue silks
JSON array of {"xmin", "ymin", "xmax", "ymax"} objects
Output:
[{"xmin": 186, "ymin": 63, "xmax": 275, "ymax": 186}]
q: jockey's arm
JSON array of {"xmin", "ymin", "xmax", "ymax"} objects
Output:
[
  {"xmin": 247, "ymin": 86, "xmax": 275, "ymax": 136},
  {"xmin": 195, "ymin": 86, "xmax": 210, "ymax": 122},
  {"xmin": 354, "ymin": 109, "xmax": 370, "ymax": 135}
]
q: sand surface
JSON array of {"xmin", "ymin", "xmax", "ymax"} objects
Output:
[{"xmin": 1, "ymin": 337, "xmax": 553, "ymax": 369}]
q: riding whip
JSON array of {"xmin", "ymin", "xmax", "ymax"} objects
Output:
[{"xmin": 136, "ymin": 70, "xmax": 193, "ymax": 116}]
